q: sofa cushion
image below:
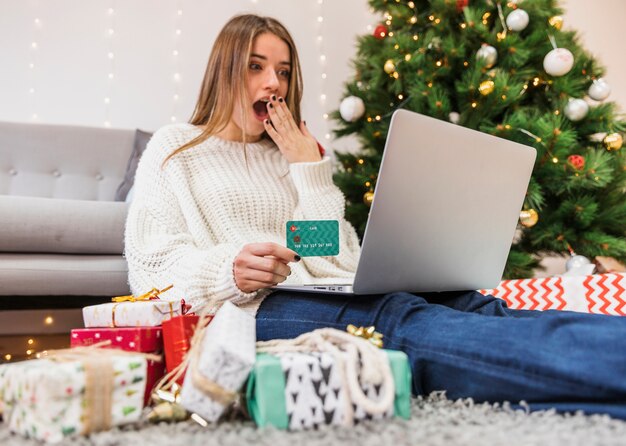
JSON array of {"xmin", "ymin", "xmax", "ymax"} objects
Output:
[
  {"xmin": 0, "ymin": 121, "xmax": 135, "ymax": 201},
  {"xmin": 0, "ymin": 195, "xmax": 128, "ymax": 254},
  {"xmin": 115, "ymin": 129, "xmax": 153, "ymax": 201},
  {"xmin": 0, "ymin": 254, "xmax": 130, "ymax": 296}
]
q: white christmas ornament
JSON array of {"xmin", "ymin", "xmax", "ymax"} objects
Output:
[
  {"xmin": 564, "ymin": 253, "xmax": 595, "ymax": 276},
  {"xmin": 506, "ymin": 9, "xmax": 529, "ymax": 32},
  {"xmin": 543, "ymin": 48, "xmax": 574, "ymax": 76},
  {"xmin": 588, "ymin": 78, "xmax": 611, "ymax": 101},
  {"xmin": 339, "ymin": 96, "xmax": 365, "ymax": 122},
  {"xmin": 476, "ymin": 44, "xmax": 498, "ymax": 68},
  {"xmin": 564, "ymin": 98, "xmax": 589, "ymax": 122},
  {"xmin": 449, "ymin": 112, "xmax": 460, "ymax": 124}
]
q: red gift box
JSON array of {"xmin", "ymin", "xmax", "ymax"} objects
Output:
[
  {"xmin": 162, "ymin": 314, "xmax": 204, "ymax": 385},
  {"xmin": 71, "ymin": 326, "xmax": 163, "ymax": 351},
  {"xmin": 70, "ymin": 326, "xmax": 165, "ymax": 405}
]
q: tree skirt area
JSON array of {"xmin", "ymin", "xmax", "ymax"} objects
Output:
[{"xmin": 2, "ymin": 393, "xmax": 626, "ymax": 446}]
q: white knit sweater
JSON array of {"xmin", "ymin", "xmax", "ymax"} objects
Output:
[{"xmin": 125, "ymin": 123, "xmax": 361, "ymax": 317}]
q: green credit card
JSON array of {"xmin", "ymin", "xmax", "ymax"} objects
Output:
[{"xmin": 286, "ymin": 220, "xmax": 339, "ymax": 257}]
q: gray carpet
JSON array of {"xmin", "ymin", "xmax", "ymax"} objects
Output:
[{"xmin": 2, "ymin": 393, "xmax": 626, "ymax": 445}]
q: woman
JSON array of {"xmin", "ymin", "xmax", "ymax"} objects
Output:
[{"xmin": 125, "ymin": 14, "xmax": 626, "ymax": 419}]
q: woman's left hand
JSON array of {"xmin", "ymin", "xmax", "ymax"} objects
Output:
[{"xmin": 263, "ymin": 95, "xmax": 322, "ymax": 164}]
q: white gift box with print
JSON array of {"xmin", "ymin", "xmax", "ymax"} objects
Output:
[
  {"xmin": 180, "ymin": 301, "xmax": 256, "ymax": 422},
  {"xmin": 0, "ymin": 352, "xmax": 146, "ymax": 443},
  {"xmin": 82, "ymin": 299, "xmax": 186, "ymax": 327}
]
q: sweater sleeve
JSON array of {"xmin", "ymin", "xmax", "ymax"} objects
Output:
[
  {"xmin": 288, "ymin": 157, "xmax": 361, "ymax": 278},
  {"xmin": 124, "ymin": 129, "xmax": 260, "ymax": 312}
]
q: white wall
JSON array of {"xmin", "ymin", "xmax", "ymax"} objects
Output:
[{"xmin": 0, "ymin": 0, "xmax": 623, "ymax": 155}]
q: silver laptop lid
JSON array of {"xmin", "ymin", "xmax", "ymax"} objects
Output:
[{"xmin": 352, "ymin": 109, "xmax": 536, "ymax": 294}]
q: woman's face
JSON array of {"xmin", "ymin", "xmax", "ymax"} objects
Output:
[{"xmin": 222, "ymin": 32, "xmax": 291, "ymax": 142}]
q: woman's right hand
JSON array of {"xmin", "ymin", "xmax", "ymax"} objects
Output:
[{"xmin": 233, "ymin": 242, "xmax": 300, "ymax": 293}]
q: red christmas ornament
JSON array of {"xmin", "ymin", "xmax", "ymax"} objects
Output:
[
  {"xmin": 456, "ymin": 0, "xmax": 469, "ymax": 12},
  {"xmin": 568, "ymin": 154, "xmax": 585, "ymax": 170},
  {"xmin": 373, "ymin": 24, "xmax": 388, "ymax": 40}
]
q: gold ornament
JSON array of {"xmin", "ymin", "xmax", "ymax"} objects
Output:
[
  {"xmin": 548, "ymin": 16, "xmax": 563, "ymax": 31},
  {"xmin": 347, "ymin": 324, "xmax": 384, "ymax": 348},
  {"xmin": 147, "ymin": 402, "xmax": 188, "ymax": 423},
  {"xmin": 363, "ymin": 190, "xmax": 375, "ymax": 206},
  {"xmin": 478, "ymin": 80, "xmax": 495, "ymax": 96},
  {"xmin": 519, "ymin": 209, "xmax": 539, "ymax": 228},
  {"xmin": 384, "ymin": 59, "xmax": 396, "ymax": 74},
  {"xmin": 603, "ymin": 133, "xmax": 623, "ymax": 151}
]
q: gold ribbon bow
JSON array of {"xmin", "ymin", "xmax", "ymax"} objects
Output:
[
  {"xmin": 112, "ymin": 284, "xmax": 174, "ymax": 303},
  {"xmin": 346, "ymin": 324, "xmax": 384, "ymax": 348}
]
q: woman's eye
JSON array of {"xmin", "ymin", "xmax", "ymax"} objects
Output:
[
  {"xmin": 278, "ymin": 70, "xmax": 290, "ymax": 78},
  {"xmin": 249, "ymin": 63, "xmax": 262, "ymax": 71}
]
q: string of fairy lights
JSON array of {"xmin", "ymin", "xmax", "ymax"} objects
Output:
[
  {"xmin": 104, "ymin": 2, "xmax": 116, "ymax": 127},
  {"xmin": 171, "ymin": 1, "xmax": 183, "ymax": 124},
  {"xmin": 29, "ymin": 4, "xmax": 41, "ymax": 122}
]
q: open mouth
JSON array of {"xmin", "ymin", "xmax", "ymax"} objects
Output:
[{"xmin": 252, "ymin": 99, "xmax": 269, "ymax": 121}]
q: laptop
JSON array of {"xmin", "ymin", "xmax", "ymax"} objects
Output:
[{"xmin": 275, "ymin": 109, "xmax": 536, "ymax": 295}]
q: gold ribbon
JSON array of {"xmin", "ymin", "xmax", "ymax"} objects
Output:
[
  {"xmin": 346, "ymin": 324, "xmax": 384, "ymax": 348},
  {"xmin": 112, "ymin": 284, "xmax": 174, "ymax": 303},
  {"xmin": 110, "ymin": 285, "xmax": 175, "ymax": 328}
]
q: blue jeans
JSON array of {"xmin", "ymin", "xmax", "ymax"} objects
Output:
[{"xmin": 256, "ymin": 290, "xmax": 626, "ymax": 419}]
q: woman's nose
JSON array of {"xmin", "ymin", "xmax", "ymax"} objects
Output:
[{"xmin": 264, "ymin": 69, "xmax": 280, "ymax": 90}]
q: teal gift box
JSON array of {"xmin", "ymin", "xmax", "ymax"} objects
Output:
[{"xmin": 246, "ymin": 349, "xmax": 411, "ymax": 430}]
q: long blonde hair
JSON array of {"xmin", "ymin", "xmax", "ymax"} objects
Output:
[{"xmin": 163, "ymin": 14, "xmax": 304, "ymax": 165}]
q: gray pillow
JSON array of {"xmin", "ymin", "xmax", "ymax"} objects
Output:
[{"xmin": 114, "ymin": 129, "xmax": 152, "ymax": 201}]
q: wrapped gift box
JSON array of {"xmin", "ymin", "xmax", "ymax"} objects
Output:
[
  {"xmin": 162, "ymin": 314, "xmax": 202, "ymax": 385},
  {"xmin": 70, "ymin": 327, "xmax": 165, "ymax": 406},
  {"xmin": 246, "ymin": 349, "xmax": 411, "ymax": 430},
  {"xmin": 0, "ymin": 351, "xmax": 146, "ymax": 443},
  {"xmin": 180, "ymin": 302, "xmax": 255, "ymax": 422},
  {"xmin": 479, "ymin": 273, "xmax": 626, "ymax": 315},
  {"xmin": 82, "ymin": 299, "xmax": 187, "ymax": 328}
]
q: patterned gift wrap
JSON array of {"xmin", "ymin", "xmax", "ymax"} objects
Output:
[
  {"xmin": 82, "ymin": 299, "xmax": 187, "ymax": 327},
  {"xmin": 180, "ymin": 302, "xmax": 255, "ymax": 422},
  {"xmin": 0, "ymin": 353, "xmax": 146, "ymax": 443},
  {"xmin": 70, "ymin": 327, "xmax": 165, "ymax": 406},
  {"xmin": 162, "ymin": 314, "xmax": 202, "ymax": 385},
  {"xmin": 479, "ymin": 273, "xmax": 626, "ymax": 315},
  {"xmin": 70, "ymin": 327, "xmax": 163, "ymax": 351},
  {"xmin": 246, "ymin": 350, "xmax": 411, "ymax": 430}
]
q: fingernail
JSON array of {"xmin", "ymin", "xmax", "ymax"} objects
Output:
[
  {"xmin": 271, "ymin": 95, "xmax": 276, "ymax": 101},
  {"xmin": 278, "ymin": 97, "xmax": 284, "ymax": 103},
  {"xmin": 269, "ymin": 103, "xmax": 273, "ymax": 108},
  {"xmin": 288, "ymin": 269, "xmax": 292, "ymax": 276},
  {"xmin": 294, "ymin": 255, "xmax": 301, "ymax": 262}
]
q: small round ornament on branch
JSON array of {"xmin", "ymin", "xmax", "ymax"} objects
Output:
[
  {"xmin": 373, "ymin": 25, "xmax": 388, "ymax": 40},
  {"xmin": 456, "ymin": 0, "xmax": 469, "ymax": 13},
  {"xmin": 449, "ymin": 111, "xmax": 460, "ymax": 124},
  {"xmin": 506, "ymin": 9, "xmax": 529, "ymax": 32},
  {"xmin": 478, "ymin": 80, "xmax": 495, "ymax": 96},
  {"xmin": 384, "ymin": 59, "xmax": 396, "ymax": 74},
  {"xmin": 565, "ymin": 245, "xmax": 595, "ymax": 275},
  {"xmin": 567, "ymin": 154, "xmax": 585, "ymax": 170},
  {"xmin": 603, "ymin": 133, "xmax": 623, "ymax": 151},
  {"xmin": 588, "ymin": 78, "xmax": 611, "ymax": 101},
  {"xmin": 543, "ymin": 48, "xmax": 574, "ymax": 77},
  {"xmin": 548, "ymin": 16, "xmax": 563, "ymax": 31},
  {"xmin": 363, "ymin": 190, "xmax": 375, "ymax": 206},
  {"xmin": 519, "ymin": 209, "xmax": 539, "ymax": 227},
  {"xmin": 564, "ymin": 98, "xmax": 589, "ymax": 122},
  {"xmin": 476, "ymin": 44, "xmax": 498, "ymax": 68},
  {"xmin": 339, "ymin": 96, "xmax": 365, "ymax": 122}
]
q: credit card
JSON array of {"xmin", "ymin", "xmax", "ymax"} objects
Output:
[{"xmin": 286, "ymin": 220, "xmax": 339, "ymax": 257}]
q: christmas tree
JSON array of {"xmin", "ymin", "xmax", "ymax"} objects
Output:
[{"xmin": 333, "ymin": 0, "xmax": 626, "ymax": 278}]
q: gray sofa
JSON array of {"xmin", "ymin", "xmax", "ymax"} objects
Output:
[{"xmin": 0, "ymin": 121, "xmax": 149, "ymax": 304}]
